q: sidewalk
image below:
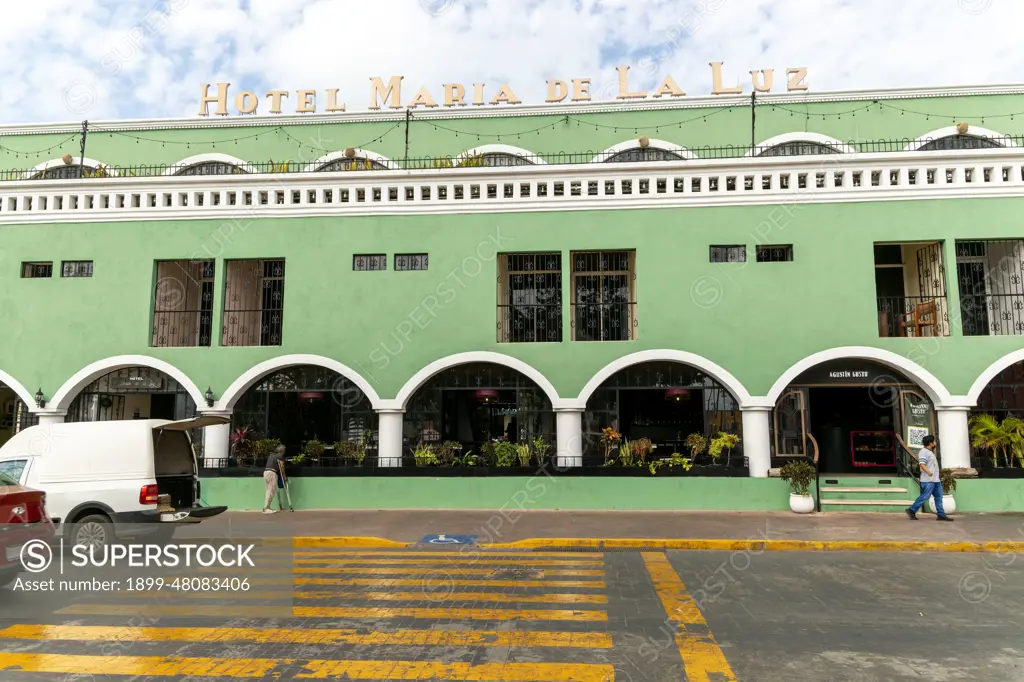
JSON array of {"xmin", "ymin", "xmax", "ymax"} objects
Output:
[{"xmin": 182, "ymin": 509, "xmax": 1024, "ymax": 550}]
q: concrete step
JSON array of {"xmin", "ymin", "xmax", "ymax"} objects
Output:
[
  {"xmin": 821, "ymin": 499, "xmax": 914, "ymax": 507},
  {"xmin": 823, "ymin": 487, "xmax": 910, "ymax": 494}
]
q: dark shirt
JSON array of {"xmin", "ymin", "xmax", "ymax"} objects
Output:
[{"xmin": 266, "ymin": 452, "xmax": 283, "ymax": 473}]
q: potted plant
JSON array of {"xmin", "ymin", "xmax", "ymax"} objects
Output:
[
  {"xmin": 684, "ymin": 433, "xmax": 707, "ymax": 462},
  {"xmin": 779, "ymin": 460, "xmax": 816, "ymax": 513},
  {"xmin": 413, "ymin": 444, "xmax": 438, "ymax": 467},
  {"xmin": 494, "ymin": 440, "xmax": 518, "ymax": 468},
  {"xmin": 969, "ymin": 414, "xmax": 1024, "ymax": 469},
  {"xmin": 437, "ymin": 441, "xmax": 462, "ymax": 467},
  {"xmin": 926, "ymin": 468, "xmax": 958, "ymax": 515},
  {"xmin": 252, "ymin": 437, "xmax": 281, "ymax": 468},
  {"xmin": 515, "ymin": 443, "xmax": 532, "ymax": 467},
  {"xmin": 709, "ymin": 432, "xmax": 741, "ymax": 469},
  {"xmin": 532, "ymin": 435, "xmax": 549, "ymax": 466},
  {"xmin": 229, "ymin": 426, "xmax": 255, "ymax": 466},
  {"xmin": 303, "ymin": 439, "xmax": 326, "ymax": 465},
  {"xmin": 649, "ymin": 452, "xmax": 692, "ymax": 475},
  {"xmin": 631, "ymin": 438, "xmax": 654, "ymax": 466},
  {"xmin": 600, "ymin": 428, "xmax": 621, "ymax": 466},
  {"xmin": 618, "ymin": 440, "xmax": 635, "ymax": 468}
]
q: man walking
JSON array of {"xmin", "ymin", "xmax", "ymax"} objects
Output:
[
  {"xmin": 262, "ymin": 444, "xmax": 286, "ymax": 514},
  {"xmin": 906, "ymin": 435, "xmax": 953, "ymax": 521}
]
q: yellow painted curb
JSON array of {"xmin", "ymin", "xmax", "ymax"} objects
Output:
[
  {"xmin": 256, "ymin": 537, "xmax": 1024, "ymax": 553},
  {"xmin": 289, "ymin": 537, "xmax": 413, "ymax": 549},
  {"xmin": 479, "ymin": 538, "xmax": 1024, "ymax": 553}
]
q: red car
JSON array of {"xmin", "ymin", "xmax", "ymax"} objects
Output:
[{"xmin": 0, "ymin": 472, "xmax": 55, "ymax": 588}]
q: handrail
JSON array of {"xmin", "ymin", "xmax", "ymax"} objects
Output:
[
  {"xmin": 806, "ymin": 433, "xmax": 822, "ymax": 512},
  {"xmin": 894, "ymin": 433, "xmax": 921, "ymax": 482}
]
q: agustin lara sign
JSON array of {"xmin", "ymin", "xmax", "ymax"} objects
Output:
[{"xmin": 198, "ymin": 62, "xmax": 809, "ymax": 116}]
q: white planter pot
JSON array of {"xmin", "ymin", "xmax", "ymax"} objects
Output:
[
  {"xmin": 926, "ymin": 495, "xmax": 956, "ymax": 515},
  {"xmin": 789, "ymin": 493, "xmax": 815, "ymax": 514}
]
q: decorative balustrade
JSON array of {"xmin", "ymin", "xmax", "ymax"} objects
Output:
[{"xmin": 3, "ymin": 147, "xmax": 1024, "ymax": 223}]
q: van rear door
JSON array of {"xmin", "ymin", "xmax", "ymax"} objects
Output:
[{"xmin": 153, "ymin": 417, "xmax": 229, "ymax": 518}]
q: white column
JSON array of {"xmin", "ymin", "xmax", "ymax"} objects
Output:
[
  {"xmin": 741, "ymin": 406, "xmax": 772, "ymax": 478},
  {"xmin": 200, "ymin": 410, "xmax": 232, "ymax": 468},
  {"xmin": 937, "ymin": 406, "xmax": 971, "ymax": 469},
  {"xmin": 555, "ymin": 408, "xmax": 584, "ymax": 468},
  {"xmin": 376, "ymin": 409, "xmax": 404, "ymax": 468},
  {"xmin": 34, "ymin": 410, "xmax": 66, "ymax": 427}
]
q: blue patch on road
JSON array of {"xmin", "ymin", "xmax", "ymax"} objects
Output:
[{"xmin": 419, "ymin": 534, "xmax": 477, "ymax": 546}]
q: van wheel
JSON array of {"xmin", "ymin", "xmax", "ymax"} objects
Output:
[{"xmin": 71, "ymin": 514, "xmax": 113, "ymax": 551}]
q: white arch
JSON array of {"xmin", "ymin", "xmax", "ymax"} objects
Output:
[
  {"xmin": 162, "ymin": 153, "xmax": 255, "ymax": 176},
  {"xmin": 967, "ymin": 349, "xmax": 1024, "ymax": 405},
  {"xmin": 219, "ymin": 354, "xmax": 382, "ymax": 411},
  {"xmin": 576, "ymin": 350, "xmax": 752, "ymax": 408},
  {"xmin": 766, "ymin": 347, "xmax": 952, "ymax": 406},
  {"xmin": 303, "ymin": 149, "xmax": 400, "ymax": 172},
  {"xmin": 393, "ymin": 352, "xmax": 561, "ymax": 410},
  {"xmin": 50, "ymin": 355, "xmax": 206, "ymax": 411},
  {"xmin": 903, "ymin": 126, "xmax": 1016, "ymax": 151},
  {"xmin": 0, "ymin": 369, "xmax": 36, "ymax": 410},
  {"xmin": 23, "ymin": 157, "xmax": 119, "ymax": 180},
  {"xmin": 455, "ymin": 144, "xmax": 546, "ymax": 166},
  {"xmin": 592, "ymin": 139, "xmax": 696, "ymax": 163},
  {"xmin": 746, "ymin": 132, "xmax": 857, "ymax": 157}
]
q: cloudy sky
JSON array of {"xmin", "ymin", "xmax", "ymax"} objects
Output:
[{"xmin": 0, "ymin": 0, "xmax": 1017, "ymax": 124}]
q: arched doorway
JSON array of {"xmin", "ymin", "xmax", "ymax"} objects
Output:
[
  {"xmin": 232, "ymin": 365, "xmax": 377, "ymax": 460},
  {"xmin": 65, "ymin": 366, "xmax": 199, "ymax": 423},
  {"xmin": 0, "ymin": 382, "xmax": 35, "ymax": 446},
  {"xmin": 771, "ymin": 359, "xmax": 935, "ymax": 474},
  {"xmin": 582, "ymin": 361, "xmax": 742, "ymax": 468},
  {"xmin": 401, "ymin": 363, "xmax": 555, "ymax": 464},
  {"xmin": 969, "ymin": 359, "xmax": 1024, "ymax": 470}
]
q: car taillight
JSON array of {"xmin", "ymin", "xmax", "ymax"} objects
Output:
[{"xmin": 140, "ymin": 484, "xmax": 159, "ymax": 505}]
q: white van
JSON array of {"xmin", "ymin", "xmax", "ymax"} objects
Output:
[{"xmin": 0, "ymin": 416, "xmax": 228, "ymax": 547}]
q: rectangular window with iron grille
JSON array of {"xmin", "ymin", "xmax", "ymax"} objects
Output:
[
  {"xmin": 21, "ymin": 262, "xmax": 52, "ymax": 278},
  {"xmin": 571, "ymin": 250, "xmax": 636, "ymax": 342},
  {"xmin": 956, "ymin": 239, "xmax": 1024, "ymax": 336},
  {"xmin": 756, "ymin": 245, "xmax": 793, "ymax": 262},
  {"xmin": 61, "ymin": 261, "xmax": 93, "ymax": 277},
  {"xmin": 152, "ymin": 260, "xmax": 215, "ymax": 348},
  {"xmin": 395, "ymin": 254, "xmax": 428, "ymax": 271},
  {"xmin": 222, "ymin": 259, "xmax": 285, "ymax": 347},
  {"xmin": 354, "ymin": 254, "xmax": 387, "ymax": 271},
  {"xmin": 710, "ymin": 246, "xmax": 746, "ymax": 263},
  {"xmin": 498, "ymin": 253, "xmax": 562, "ymax": 343},
  {"xmin": 874, "ymin": 241, "xmax": 949, "ymax": 338}
]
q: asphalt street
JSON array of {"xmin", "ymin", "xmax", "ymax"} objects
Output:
[{"xmin": 0, "ymin": 546, "xmax": 1021, "ymax": 681}]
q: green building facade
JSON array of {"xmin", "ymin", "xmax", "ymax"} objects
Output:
[{"xmin": 2, "ymin": 84, "xmax": 1024, "ymax": 511}]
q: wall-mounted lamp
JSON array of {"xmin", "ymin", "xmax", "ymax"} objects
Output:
[
  {"xmin": 205, "ymin": 387, "xmax": 215, "ymax": 408},
  {"xmin": 61, "ymin": 153, "xmax": 73, "ymax": 165},
  {"xmin": 34, "ymin": 388, "xmax": 45, "ymax": 408}
]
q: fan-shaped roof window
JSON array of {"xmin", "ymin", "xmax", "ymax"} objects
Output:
[
  {"xmin": 460, "ymin": 152, "xmax": 535, "ymax": 167},
  {"xmin": 757, "ymin": 141, "xmax": 842, "ymax": 157},
  {"xmin": 174, "ymin": 161, "xmax": 248, "ymax": 176},
  {"xmin": 315, "ymin": 157, "xmax": 391, "ymax": 172},
  {"xmin": 29, "ymin": 164, "xmax": 106, "ymax": 180},
  {"xmin": 605, "ymin": 147, "xmax": 686, "ymax": 163},
  {"xmin": 916, "ymin": 135, "xmax": 1003, "ymax": 152},
  {"xmin": 594, "ymin": 139, "xmax": 694, "ymax": 163},
  {"xmin": 25, "ymin": 158, "xmax": 115, "ymax": 180}
]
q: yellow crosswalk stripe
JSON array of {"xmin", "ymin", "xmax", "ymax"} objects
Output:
[
  {"xmin": 113, "ymin": 589, "xmax": 608, "ymax": 604},
  {"xmin": 292, "ymin": 550, "xmax": 604, "ymax": 558},
  {"xmin": 56, "ymin": 603, "xmax": 608, "ymax": 621},
  {"xmin": 291, "ymin": 566, "xmax": 603, "ymax": 576},
  {"xmin": 292, "ymin": 558, "xmax": 604, "ymax": 566},
  {"xmin": 642, "ymin": 552, "xmax": 737, "ymax": 682},
  {"xmin": 0, "ymin": 653, "xmax": 614, "ymax": 680},
  {"xmin": 295, "ymin": 577, "xmax": 608, "ymax": 589},
  {"xmin": 0, "ymin": 624, "xmax": 614, "ymax": 648}
]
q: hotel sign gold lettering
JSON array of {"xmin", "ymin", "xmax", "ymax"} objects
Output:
[{"xmin": 198, "ymin": 62, "xmax": 809, "ymax": 116}]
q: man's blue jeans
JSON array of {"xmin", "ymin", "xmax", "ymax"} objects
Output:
[{"xmin": 909, "ymin": 481, "xmax": 946, "ymax": 516}]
